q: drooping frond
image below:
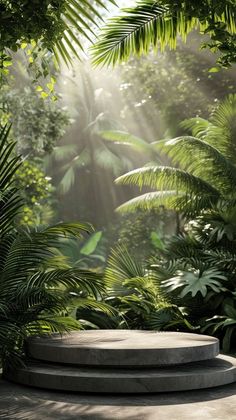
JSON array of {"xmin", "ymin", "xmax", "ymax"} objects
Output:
[
  {"xmin": 54, "ymin": 0, "xmax": 117, "ymax": 64},
  {"xmin": 51, "ymin": 144, "xmax": 78, "ymax": 162},
  {"xmin": 116, "ymin": 190, "xmax": 221, "ymax": 217},
  {"xmin": 115, "ymin": 165, "xmax": 221, "ymax": 197},
  {"xmin": 91, "ymin": 1, "xmax": 197, "ymax": 66},
  {"xmin": 93, "ymin": 146, "xmax": 124, "ymax": 176},
  {"xmin": 158, "ymin": 136, "xmax": 236, "ymax": 194},
  {"xmin": 116, "ymin": 191, "xmax": 178, "ymax": 213},
  {"xmin": 180, "ymin": 118, "xmax": 211, "ymax": 139},
  {"xmin": 42, "ymin": 221, "xmax": 93, "ymax": 239},
  {"xmin": 0, "ymin": 125, "xmax": 22, "ymax": 190},
  {"xmin": 0, "ymin": 190, "xmax": 23, "ymax": 237},
  {"xmin": 59, "ymin": 149, "xmax": 91, "ymax": 194},
  {"xmin": 92, "ymin": 0, "xmax": 236, "ymax": 66}
]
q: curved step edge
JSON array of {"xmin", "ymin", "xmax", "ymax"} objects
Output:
[{"xmin": 4, "ymin": 355, "xmax": 236, "ymax": 394}]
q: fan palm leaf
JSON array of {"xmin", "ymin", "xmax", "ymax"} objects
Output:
[{"xmin": 104, "ymin": 245, "xmax": 145, "ymax": 289}]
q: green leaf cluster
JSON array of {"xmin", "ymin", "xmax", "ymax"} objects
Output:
[
  {"xmin": 0, "ymin": 125, "xmax": 109, "ymax": 368},
  {"xmin": 0, "ymin": 1, "xmax": 116, "ymax": 66},
  {"xmin": 108, "ymin": 94, "xmax": 236, "ymax": 351},
  {"xmin": 14, "ymin": 160, "xmax": 54, "ymax": 226},
  {"xmin": 0, "ymin": 87, "xmax": 70, "ymax": 156}
]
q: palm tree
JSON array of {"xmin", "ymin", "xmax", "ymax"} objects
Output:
[
  {"xmin": 109, "ymin": 95, "xmax": 236, "ymax": 351},
  {"xmin": 92, "ymin": 0, "xmax": 236, "ymax": 67},
  {"xmin": 114, "ymin": 94, "xmax": 236, "ymax": 219},
  {"xmin": 0, "ymin": 125, "xmax": 109, "ymax": 368},
  {"xmin": 49, "ymin": 70, "xmax": 132, "ymax": 194}
]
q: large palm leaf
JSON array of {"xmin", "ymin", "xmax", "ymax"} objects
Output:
[
  {"xmin": 49, "ymin": 71, "xmax": 132, "ymax": 194},
  {"xmin": 92, "ymin": 0, "xmax": 236, "ymax": 66},
  {"xmin": 115, "ymin": 164, "xmax": 221, "ymax": 216},
  {"xmin": 46, "ymin": 0, "xmax": 117, "ymax": 64}
]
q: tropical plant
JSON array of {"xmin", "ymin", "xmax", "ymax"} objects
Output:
[
  {"xmin": 78, "ymin": 245, "xmax": 193, "ymax": 331},
  {"xmin": 0, "ymin": 125, "xmax": 109, "ymax": 368},
  {"xmin": 92, "ymin": 0, "xmax": 236, "ymax": 68},
  {"xmin": 0, "ymin": 86, "xmax": 71, "ymax": 156},
  {"xmin": 202, "ymin": 304, "xmax": 236, "ymax": 352},
  {"xmin": 1, "ymin": 0, "xmax": 116, "ymax": 66},
  {"xmin": 14, "ymin": 160, "xmax": 55, "ymax": 226},
  {"xmin": 57, "ymin": 230, "xmax": 107, "ymax": 270},
  {"xmin": 150, "ymin": 213, "xmax": 236, "ymax": 351},
  {"xmin": 49, "ymin": 70, "xmax": 132, "ymax": 195},
  {"xmin": 118, "ymin": 41, "xmax": 236, "ymax": 138},
  {"xmin": 111, "ymin": 94, "xmax": 236, "ymax": 351},
  {"xmin": 114, "ymin": 94, "xmax": 236, "ymax": 218}
]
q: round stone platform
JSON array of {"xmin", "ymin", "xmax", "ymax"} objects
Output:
[
  {"xmin": 26, "ymin": 330, "xmax": 219, "ymax": 367},
  {"xmin": 6, "ymin": 355, "xmax": 236, "ymax": 393},
  {"xmin": 5, "ymin": 330, "xmax": 236, "ymax": 394}
]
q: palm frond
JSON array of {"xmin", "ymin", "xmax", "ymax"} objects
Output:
[
  {"xmin": 92, "ymin": 1, "xmax": 197, "ymax": 66},
  {"xmin": 51, "ymin": 144, "xmax": 78, "ymax": 162},
  {"xmin": 93, "ymin": 146, "xmax": 124, "ymax": 176},
  {"xmin": 92, "ymin": 0, "xmax": 236, "ymax": 66},
  {"xmin": 116, "ymin": 190, "xmax": 178, "ymax": 213},
  {"xmin": 54, "ymin": 0, "xmax": 117, "ymax": 64},
  {"xmin": 59, "ymin": 149, "xmax": 91, "ymax": 194},
  {"xmin": 42, "ymin": 221, "xmax": 93, "ymax": 238},
  {"xmin": 116, "ymin": 165, "xmax": 221, "ymax": 197},
  {"xmin": 158, "ymin": 136, "xmax": 236, "ymax": 193},
  {"xmin": 180, "ymin": 117, "xmax": 211, "ymax": 138},
  {"xmin": 0, "ymin": 190, "xmax": 23, "ymax": 237},
  {"xmin": 0, "ymin": 125, "xmax": 22, "ymax": 190}
]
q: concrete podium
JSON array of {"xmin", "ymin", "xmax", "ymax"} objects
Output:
[{"xmin": 5, "ymin": 330, "xmax": 236, "ymax": 393}]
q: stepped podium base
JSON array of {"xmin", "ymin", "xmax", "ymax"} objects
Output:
[{"xmin": 5, "ymin": 330, "xmax": 236, "ymax": 393}]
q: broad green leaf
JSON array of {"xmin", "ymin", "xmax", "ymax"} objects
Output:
[{"xmin": 80, "ymin": 231, "xmax": 103, "ymax": 256}]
